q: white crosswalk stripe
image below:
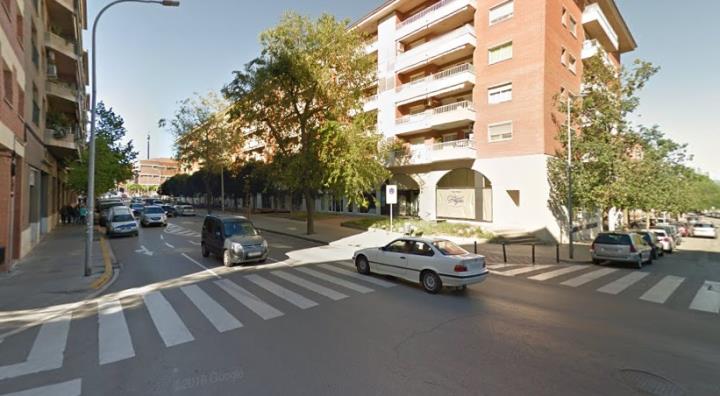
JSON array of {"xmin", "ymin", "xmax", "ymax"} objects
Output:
[
  {"xmin": 271, "ymin": 270, "xmax": 348, "ymax": 301},
  {"xmin": 0, "ymin": 378, "xmax": 82, "ymax": 396},
  {"xmin": 486, "ymin": 264, "xmax": 526, "ymax": 270},
  {"xmin": 561, "ymin": 268, "xmax": 617, "ymax": 287},
  {"xmin": 639, "ymin": 275, "xmax": 685, "ymax": 304},
  {"xmin": 318, "ymin": 264, "xmax": 396, "ymax": 287},
  {"xmin": 528, "ymin": 265, "xmax": 588, "ymax": 281},
  {"xmin": 181, "ymin": 285, "xmax": 243, "ymax": 332},
  {"xmin": 98, "ymin": 299, "xmax": 135, "ymax": 365},
  {"xmin": 143, "ymin": 291, "xmax": 194, "ymax": 347},
  {"xmin": 597, "ymin": 272, "xmax": 649, "ymax": 295},
  {"xmin": 245, "ymin": 274, "xmax": 318, "ymax": 309},
  {"xmin": 689, "ymin": 281, "xmax": 720, "ymax": 313},
  {"xmin": 295, "ymin": 267, "xmax": 374, "ymax": 293},
  {"xmin": 215, "ymin": 279, "xmax": 284, "ymax": 320},
  {"xmin": 494, "ymin": 265, "xmax": 555, "ymax": 277}
]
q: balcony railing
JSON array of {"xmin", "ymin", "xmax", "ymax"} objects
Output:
[
  {"xmin": 394, "ymin": 100, "xmax": 475, "ymax": 135},
  {"xmin": 45, "ymin": 31, "xmax": 79, "ymax": 59},
  {"xmin": 582, "ymin": 3, "xmax": 619, "ymax": 51},
  {"xmin": 396, "ymin": 63, "xmax": 475, "ymax": 103},
  {"xmin": 46, "ymin": 80, "xmax": 81, "ymax": 103},
  {"xmin": 396, "ymin": 0, "xmax": 476, "ymax": 39},
  {"xmin": 388, "ymin": 138, "xmax": 476, "ymax": 166},
  {"xmin": 397, "ymin": 100, "xmax": 472, "ymax": 124},
  {"xmin": 362, "ymin": 94, "xmax": 378, "ymax": 112},
  {"xmin": 365, "ymin": 39, "xmax": 378, "ymax": 54},
  {"xmin": 396, "ymin": 24, "xmax": 476, "ymax": 72}
]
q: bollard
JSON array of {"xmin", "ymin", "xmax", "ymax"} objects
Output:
[
  {"xmin": 474, "ymin": 241, "xmax": 477, "ymax": 254},
  {"xmin": 502, "ymin": 243, "xmax": 507, "ymax": 263},
  {"xmin": 532, "ymin": 244, "xmax": 536, "ymax": 264},
  {"xmin": 556, "ymin": 244, "xmax": 560, "ymax": 263}
]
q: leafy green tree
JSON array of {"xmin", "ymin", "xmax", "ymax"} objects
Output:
[{"xmin": 224, "ymin": 13, "xmax": 389, "ymax": 234}]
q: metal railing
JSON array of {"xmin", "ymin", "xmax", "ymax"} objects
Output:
[
  {"xmin": 397, "ymin": 0, "xmax": 460, "ymax": 29},
  {"xmin": 399, "ymin": 23, "xmax": 475, "ymax": 61},
  {"xmin": 396, "ymin": 100, "xmax": 474, "ymax": 125},
  {"xmin": 397, "ymin": 63, "xmax": 474, "ymax": 93},
  {"xmin": 431, "ymin": 137, "xmax": 475, "ymax": 151}
]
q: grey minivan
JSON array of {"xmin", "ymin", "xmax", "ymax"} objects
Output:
[
  {"xmin": 201, "ymin": 215, "xmax": 268, "ymax": 267},
  {"xmin": 591, "ymin": 232, "xmax": 653, "ymax": 269}
]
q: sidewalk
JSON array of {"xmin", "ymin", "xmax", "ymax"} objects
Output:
[{"xmin": 0, "ymin": 225, "xmax": 116, "ymax": 334}]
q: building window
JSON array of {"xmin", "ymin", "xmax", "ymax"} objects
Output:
[
  {"xmin": 488, "ymin": 42, "xmax": 512, "ymax": 65},
  {"xmin": 489, "ymin": 0, "xmax": 514, "ymax": 25},
  {"xmin": 561, "ymin": 7, "xmax": 567, "ymax": 26},
  {"xmin": 569, "ymin": 16, "xmax": 577, "ymax": 37},
  {"xmin": 561, "ymin": 47, "xmax": 567, "ymax": 65},
  {"xmin": 3, "ymin": 66, "xmax": 13, "ymax": 105},
  {"xmin": 488, "ymin": 121, "xmax": 513, "ymax": 142},
  {"xmin": 488, "ymin": 83, "xmax": 512, "ymax": 104},
  {"xmin": 17, "ymin": 85, "xmax": 23, "ymax": 118},
  {"xmin": 568, "ymin": 54, "xmax": 577, "ymax": 73},
  {"xmin": 16, "ymin": 15, "xmax": 23, "ymax": 47}
]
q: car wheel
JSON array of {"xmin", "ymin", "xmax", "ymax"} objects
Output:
[
  {"xmin": 201, "ymin": 244, "xmax": 209, "ymax": 258},
  {"xmin": 636, "ymin": 257, "xmax": 643, "ymax": 269},
  {"xmin": 421, "ymin": 270, "xmax": 442, "ymax": 294},
  {"xmin": 668, "ymin": 247, "xmax": 673, "ymax": 254},
  {"xmin": 222, "ymin": 250, "xmax": 233, "ymax": 267},
  {"xmin": 651, "ymin": 249, "xmax": 658, "ymax": 260},
  {"xmin": 592, "ymin": 259, "xmax": 601, "ymax": 265},
  {"xmin": 355, "ymin": 255, "xmax": 370, "ymax": 275}
]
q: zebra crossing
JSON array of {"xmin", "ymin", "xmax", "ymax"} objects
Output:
[
  {"xmin": 0, "ymin": 263, "xmax": 395, "ymax": 383},
  {"xmin": 164, "ymin": 223, "xmax": 201, "ymax": 238},
  {"xmin": 490, "ymin": 264, "xmax": 720, "ymax": 315}
]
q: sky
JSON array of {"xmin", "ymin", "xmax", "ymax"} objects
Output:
[{"xmin": 87, "ymin": 0, "xmax": 720, "ymax": 180}]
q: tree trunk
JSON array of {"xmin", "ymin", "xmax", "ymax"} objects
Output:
[
  {"xmin": 304, "ymin": 191, "xmax": 315, "ymax": 235},
  {"xmin": 645, "ymin": 212, "xmax": 651, "ymax": 229}
]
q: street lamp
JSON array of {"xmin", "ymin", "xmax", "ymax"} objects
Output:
[
  {"xmin": 566, "ymin": 92, "xmax": 574, "ymax": 260},
  {"xmin": 84, "ymin": 0, "xmax": 180, "ymax": 276}
]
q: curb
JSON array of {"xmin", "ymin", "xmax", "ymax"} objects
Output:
[
  {"xmin": 256, "ymin": 227, "xmax": 329, "ymax": 246},
  {"xmin": 91, "ymin": 237, "xmax": 114, "ymax": 289}
]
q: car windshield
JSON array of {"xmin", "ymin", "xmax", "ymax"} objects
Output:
[
  {"xmin": 224, "ymin": 221, "xmax": 258, "ymax": 237},
  {"xmin": 695, "ymin": 223, "xmax": 713, "ymax": 228},
  {"xmin": 131, "ymin": 204, "xmax": 143, "ymax": 209},
  {"xmin": 112, "ymin": 214, "xmax": 134, "ymax": 222},
  {"xmin": 595, "ymin": 233, "xmax": 632, "ymax": 245},
  {"xmin": 144, "ymin": 207, "xmax": 164, "ymax": 214},
  {"xmin": 432, "ymin": 240, "xmax": 467, "ymax": 255}
]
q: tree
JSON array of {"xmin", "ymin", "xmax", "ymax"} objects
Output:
[
  {"xmin": 67, "ymin": 102, "xmax": 137, "ymax": 195},
  {"xmin": 224, "ymin": 13, "xmax": 389, "ymax": 234},
  {"xmin": 162, "ymin": 92, "xmax": 243, "ymax": 211}
]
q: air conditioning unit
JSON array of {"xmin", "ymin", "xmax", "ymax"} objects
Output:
[{"xmin": 47, "ymin": 64, "xmax": 58, "ymax": 79}]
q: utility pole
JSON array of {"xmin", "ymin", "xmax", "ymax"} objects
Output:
[
  {"xmin": 146, "ymin": 133, "xmax": 150, "ymax": 160},
  {"xmin": 567, "ymin": 94, "xmax": 574, "ymax": 260},
  {"xmin": 220, "ymin": 166, "xmax": 225, "ymax": 212}
]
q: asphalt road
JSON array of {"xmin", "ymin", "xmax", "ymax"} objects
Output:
[{"xmin": 0, "ymin": 215, "xmax": 718, "ymax": 395}]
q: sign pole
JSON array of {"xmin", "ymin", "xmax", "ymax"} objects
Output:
[
  {"xmin": 386, "ymin": 185, "xmax": 397, "ymax": 234},
  {"xmin": 390, "ymin": 203, "xmax": 393, "ymax": 233}
]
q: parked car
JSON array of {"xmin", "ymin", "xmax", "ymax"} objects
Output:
[
  {"xmin": 140, "ymin": 206, "xmax": 167, "ymax": 227},
  {"xmin": 161, "ymin": 205, "xmax": 178, "ymax": 218},
  {"xmin": 130, "ymin": 203, "xmax": 145, "ymax": 217},
  {"xmin": 677, "ymin": 223, "xmax": 690, "ymax": 238},
  {"xmin": 635, "ymin": 230, "xmax": 664, "ymax": 259},
  {"xmin": 664, "ymin": 225, "xmax": 682, "ymax": 245},
  {"xmin": 590, "ymin": 232, "xmax": 653, "ymax": 269},
  {"xmin": 106, "ymin": 206, "xmax": 138, "ymax": 238},
  {"xmin": 175, "ymin": 204, "xmax": 196, "ymax": 216},
  {"xmin": 650, "ymin": 228, "xmax": 675, "ymax": 253},
  {"xmin": 692, "ymin": 223, "xmax": 717, "ymax": 239},
  {"xmin": 201, "ymin": 215, "xmax": 268, "ymax": 267},
  {"xmin": 353, "ymin": 237, "xmax": 489, "ymax": 294},
  {"xmin": 98, "ymin": 200, "xmax": 125, "ymax": 227}
]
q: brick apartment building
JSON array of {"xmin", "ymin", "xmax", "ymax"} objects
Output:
[
  {"xmin": 134, "ymin": 158, "xmax": 180, "ymax": 188},
  {"xmin": 0, "ymin": 0, "xmax": 87, "ymax": 270}
]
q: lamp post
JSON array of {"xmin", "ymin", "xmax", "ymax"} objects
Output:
[
  {"xmin": 566, "ymin": 93, "xmax": 574, "ymax": 260},
  {"xmin": 84, "ymin": 0, "xmax": 180, "ymax": 276}
]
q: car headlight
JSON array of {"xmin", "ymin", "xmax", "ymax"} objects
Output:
[
  {"xmin": 261, "ymin": 240, "xmax": 268, "ymax": 250},
  {"xmin": 231, "ymin": 242, "xmax": 244, "ymax": 254}
]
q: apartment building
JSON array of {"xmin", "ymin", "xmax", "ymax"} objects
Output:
[
  {"xmin": 350, "ymin": 0, "xmax": 636, "ymax": 238},
  {"xmin": 0, "ymin": 0, "xmax": 87, "ymax": 270},
  {"xmin": 134, "ymin": 158, "xmax": 180, "ymax": 187}
]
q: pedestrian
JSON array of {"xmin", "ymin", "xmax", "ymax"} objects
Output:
[
  {"xmin": 79, "ymin": 205, "xmax": 88, "ymax": 225},
  {"xmin": 60, "ymin": 205, "xmax": 67, "ymax": 224},
  {"xmin": 69, "ymin": 205, "xmax": 78, "ymax": 224}
]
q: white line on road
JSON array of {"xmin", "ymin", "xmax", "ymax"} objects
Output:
[
  {"xmin": 245, "ymin": 274, "xmax": 318, "ymax": 309},
  {"xmin": 494, "ymin": 265, "xmax": 555, "ymax": 277},
  {"xmin": 271, "ymin": 271, "xmax": 348, "ymax": 301},
  {"xmin": 0, "ymin": 378, "xmax": 82, "ymax": 396},
  {"xmin": 486, "ymin": 264, "xmax": 527, "ymax": 270},
  {"xmin": 689, "ymin": 281, "xmax": 720, "ymax": 313},
  {"xmin": 181, "ymin": 253, "xmax": 221, "ymax": 279},
  {"xmin": 639, "ymin": 275, "xmax": 685, "ymax": 304},
  {"xmin": 0, "ymin": 312, "xmax": 72, "ymax": 380},
  {"xmin": 319, "ymin": 264, "xmax": 396, "ymax": 287},
  {"xmin": 528, "ymin": 265, "xmax": 588, "ymax": 281},
  {"xmin": 98, "ymin": 299, "xmax": 135, "ymax": 365},
  {"xmin": 188, "ymin": 240, "xmax": 200, "ymax": 246},
  {"xmin": 143, "ymin": 291, "xmax": 194, "ymax": 347},
  {"xmin": 295, "ymin": 267, "xmax": 374, "ymax": 293},
  {"xmin": 160, "ymin": 234, "xmax": 164, "ymax": 240},
  {"xmin": 180, "ymin": 285, "xmax": 243, "ymax": 332},
  {"xmin": 215, "ymin": 279, "xmax": 284, "ymax": 320},
  {"xmin": 561, "ymin": 268, "xmax": 618, "ymax": 287},
  {"xmin": 597, "ymin": 271, "xmax": 649, "ymax": 295},
  {"xmin": 165, "ymin": 242, "xmax": 175, "ymax": 249}
]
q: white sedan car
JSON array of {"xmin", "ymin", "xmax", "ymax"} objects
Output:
[
  {"xmin": 692, "ymin": 223, "xmax": 717, "ymax": 239},
  {"xmin": 352, "ymin": 237, "xmax": 489, "ymax": 294}
]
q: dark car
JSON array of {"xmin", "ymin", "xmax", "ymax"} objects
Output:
[
  {"xmin": 130, "ymin": 203, "xmax": 145, "ymax": 217},
  {"xmin": 161, "ymin": 205, "xmax": 178, "ymax": 218},
  {"xmin": 201, "ymin": 215, "xmax": 268, "ymax": 267},
  {"xmin": 635, "ymin": 230, "xmax": 664, "ymax": 260}
]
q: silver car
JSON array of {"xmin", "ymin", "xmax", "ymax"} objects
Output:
[
  {"xmin": 175, "ymin": 204, "xmax": 196, "ymax": 216},
  {"xmin": 591, "ymin": 232, "xmax": 653, "ymax": 268},
  {"xmin": 140, "ymin": 205, "xmax": 167, "ymax": 227},
  {"xmin": 106, "ymin": 206, "xmax": 138, "ymax": 237}
]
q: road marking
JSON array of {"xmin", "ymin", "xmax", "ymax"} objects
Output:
[
  {"xmin": 528, "ymin": 265, "xmax": 588, "ymax": 281},
  {"xmin": 319, "ymin": 264, "xmax": 396, "ymax": 287},
  {"xmin": 561, "ymin": 268, "xmax": 617, "ymax": 287},
  {"xmin": 0, "ymin": 378, "xmax": 82, "ymax": 396},
  {"xmin": 188, "ymin": 240, "xmax": 201, "ymax": 246},
  {"xmin": 98, "ymin": 299, "xmax": 135, "ymax": 365},
  {"xmin": 295, "ymin": 267, "xmax": 374, "ymax": 294},
  {"xmin": 639, "ymin": 275, "xmax": 685, "ymax": 304},
  {"xmin": 486, "ymin": 264, "xmax": 527, "ymax": 270},
  {"xmin": 180, "ymin": 285, "xmax": 243, "ymax": 332},
  {"xmin": 494, "ymin": 265, "xmax": 555, "ymax": 277},
  {"xmin": 597, "ymin": 272, "xmax": 649, "ymax": 295},
  {"xmin": 135, "ymin": 245, "xmax": 154, "ymax": 256},
  {"xmin": 165, "ymin": 242, "xmax": 175, "ymax": 249},
  {"xmin": 689, "ymin": 281, "xmax": 720, "ymax": 313},
  {"xmin": 245, "ymin": 274, "xmax": 318, "ymax": 309},
  {"xmin": 143, "ymin": 292, "xmax": 194, "ymax": 347},
  {"xmin": 215, "ymin": 279, "xmax": 284, "ymax": 320},
  {"xmin": 160, "ymin": 234, "xmax": 164, "ymax": 240},
  {"xmin": 0, "ymin": 312, "xmax": 72, "ymax": 380},
  {"xmin": 181, "ymin": 253, "xmax": 221, "ymax": 279},
  {"xmin": 271, "ymin": 271, "xmax": 348, "ymax": 301}
]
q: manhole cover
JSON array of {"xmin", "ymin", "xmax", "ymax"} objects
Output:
[{"xmin": 617, "ymin": 369, "xmax": 685, "ymax": 396}]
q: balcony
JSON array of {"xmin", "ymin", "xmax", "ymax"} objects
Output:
[
  {"xmin": 394, "ymin": 100, "xmax": 475, "ymax": 136},
  {"xmin": 388, "ymin": 138, "xmax": 476, "ymax": 167},
  {"xmin": 52, "ymin": 0, "xmax": 75, "ymax": 13},
  {"xmin": 582, "ymin": 3, "xmax": 619, "ymax": 52},
  {"xmin": 45, "ymin": 32, "xmax": 79, "ymax": 60},
  {"xmin": 365, "ymin": 39, "xmax": 378, "ymax": 54},
  {"xmin": 582, "ymin": 39, "xmax": 614, "ymax": 66},
  {"xmin": 395, "ymin": 63, "xmax": 475, "ymax": 105},
  {"xmin": 396, "ymin": 0, "xmax": 476, "ymax": 42},
  {"xmin": 395, "ymin": 24, "xmax": 476, "ymax": 73},
  {"xmin": 46, "ymin": 80, "xmax": 81, "ymax": 104},
  {"xmin": 44, "ymin": 127, "xmax": 79, "ymax": 159}
]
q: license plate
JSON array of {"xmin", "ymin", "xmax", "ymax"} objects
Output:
[{"xmin": 247, "ymin": 252, "xmax": 261, "ymax": 257}]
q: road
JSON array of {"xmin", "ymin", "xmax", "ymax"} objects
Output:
[{"xmin": 0, "ymin": 215, "xmax": 718, "ymax": 395}]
